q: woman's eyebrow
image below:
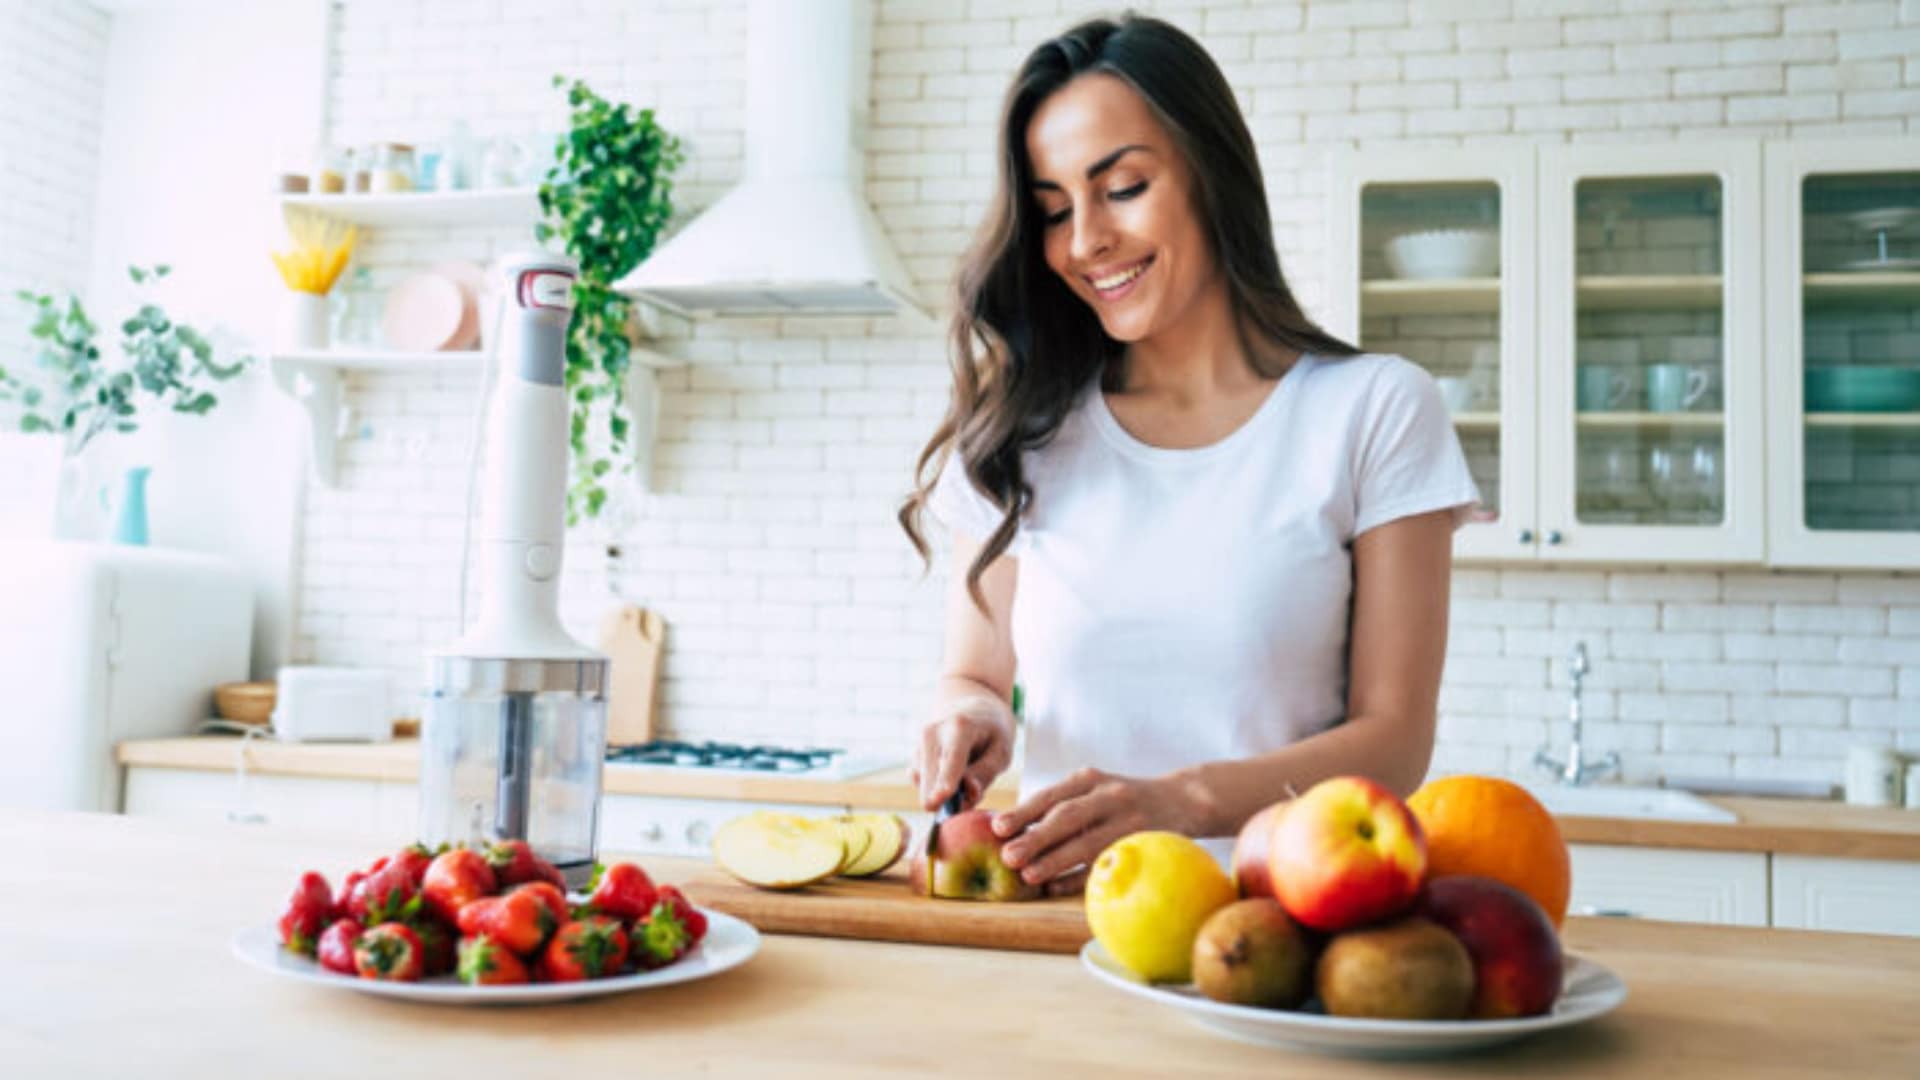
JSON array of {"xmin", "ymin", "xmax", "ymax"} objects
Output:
[{"xmin": 1030, "ymin": 144, "xmax": 1153, "ymax": 190}]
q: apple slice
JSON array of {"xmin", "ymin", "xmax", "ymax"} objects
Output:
[
  {"xmin": 837, "ymin": 813, "xmax": 909, "ymax": 878},
  {"xmin": 712, "ymin": 811, "xmax": 846, "ymax": 890},
  {"xmin": 824, "ymin": 816, "xmax": 873, "ymax": 875}
]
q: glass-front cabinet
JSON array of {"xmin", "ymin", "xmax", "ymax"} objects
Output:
[
  {"xmin": 1764, "ymin": 139, "xmax": 1920, "ymax": 569},
  {"xmin": 1537, "ymin": 143, "xmax": 1765, "ymax": 562},
  {"xmin": 1328, "ymin": 148, "xmax": 1537, "ymax": 561}
]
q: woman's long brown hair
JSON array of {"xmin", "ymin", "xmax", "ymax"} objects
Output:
[{"xmin": 899, "ymin": 13, "xmax": 1360, "ymax": 611}]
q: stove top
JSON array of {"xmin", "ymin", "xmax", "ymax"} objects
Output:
[{"xmin": 605, "ymin": 739, "xmax": 899, "ymax": 781}]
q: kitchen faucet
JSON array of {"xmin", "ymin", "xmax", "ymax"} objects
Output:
[{"xmin": 1533, "ymin": 641, "xmax": 1620, "ymax": 786}]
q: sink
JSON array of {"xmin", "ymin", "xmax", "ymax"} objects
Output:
[{"xmin": 1522, "ymin": 784, "xmax": 1738, "ymax": 823}]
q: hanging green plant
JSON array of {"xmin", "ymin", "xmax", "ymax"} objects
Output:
[{"xmin": 535, "ymin": 75, "xmax": 685, "ymax": 525}]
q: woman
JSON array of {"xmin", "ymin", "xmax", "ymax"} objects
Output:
[{"xmin": 898, "ymin": 14, "xmax": 1478, "ymax": 896}]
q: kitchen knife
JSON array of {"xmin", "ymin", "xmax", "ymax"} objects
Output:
[{"xmin": 923, "ymin": 787, "xmax": 966, "ymax": 898}]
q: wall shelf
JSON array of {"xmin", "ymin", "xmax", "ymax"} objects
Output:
[
  {"xmin": 278, "ymin": 187, "xmax": 541, "ymax": 228},
  {"xmin": 1450, "ymin": 411, "xmax": 1501, "ymax": 431},
  {"xmin": 1360, "ymin": 278, "xmax": 1500, "ymax": 316},
  {"xmin": 1804, "ymin": 411, "xmax": 1920, "ymax": 429},
  {"xmin": 271, "ymin": 345, "xmax": 683, "ymax": 488},
  {"xmin": 1801, "ymin": 271, "xmax": 1920, "ymax": 308}
]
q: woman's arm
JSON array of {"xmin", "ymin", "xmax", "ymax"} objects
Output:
[
  {"xmin": 910, "ymin": 530, "xmax": 1022, "ymax": 811},
  {"xmin": 995, "ymin": 507, "xmax": 1454, "ymax": 886}
]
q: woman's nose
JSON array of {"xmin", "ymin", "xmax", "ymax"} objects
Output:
[{"xmin": 1070, "ymin": 206, "xmax": 1114, "ymax": 264}]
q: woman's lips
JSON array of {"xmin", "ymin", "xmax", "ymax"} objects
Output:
[{"xmin": 1087, "ymin": 256, "xmax": 1153, "ymax": 302}]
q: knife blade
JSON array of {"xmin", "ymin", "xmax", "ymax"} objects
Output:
[{"xmin": 923, "ymin": 787, "xmax": 966, "ymax": 898}]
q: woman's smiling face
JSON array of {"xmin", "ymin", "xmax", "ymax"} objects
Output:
[{"xmin": 1025, "ymin": 72, "xmax": 1215, "ymax": 344}]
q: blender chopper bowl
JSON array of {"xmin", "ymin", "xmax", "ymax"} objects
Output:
[{"xmin": 418, "ymin": 252, "xmax": 610, "ymax": 889}]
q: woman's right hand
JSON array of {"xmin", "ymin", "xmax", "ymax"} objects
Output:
[{"xmin": 909, "ymin": 694, "xmax": 1015, "ymax": 812}]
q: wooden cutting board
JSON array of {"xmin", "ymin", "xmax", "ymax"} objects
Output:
[
  {"xmin": 676, "ymin": 865, "xmax": 1092, "ymax": 954},
  {"xmin": 598, "ymin": 605, "xmax": 665, "ymax": 746}
]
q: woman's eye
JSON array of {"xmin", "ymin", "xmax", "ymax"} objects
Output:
[{"xmin": 1040, "ymin": 183, "xmax": 1146, "ymax": 227}]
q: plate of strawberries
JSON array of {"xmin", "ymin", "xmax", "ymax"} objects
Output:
[{"xmin": 233, "ymin": 841, "xmax": 759, "ymax": 1004}]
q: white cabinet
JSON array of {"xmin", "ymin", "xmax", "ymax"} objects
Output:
[
  {"xmin": 123, "ymin": 766, "xmax": 417, "ymax": 844},
  {"xmin": 1771, "ymin": 854, "xmax": 1920, "ymax": 938},
  {"xmin": 1762, "ymin": 138, "xmax": 1920, "ymax": 569},
  {"xmin": 1328, "ymin": 147, "xmax": 1538, "ymax": 561},
  {"xmin": 1331, "ymin": 142, "xmax": 1766, "ymax": 565},
  {"xmin": 1567, "ymin": 843, "xmax": 1769, "ymax": 927},
  {"xmin": 1332, "ymin": 137, "xmax": 1920, "ymax": 569}
]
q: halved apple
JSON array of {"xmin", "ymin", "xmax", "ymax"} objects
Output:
[
  {"xmin": 712, "ymin": 811, "xmax": 846, "ymax": 890},
  {"xmin": 837, "ymin": 813, "xmax": 909, "ymax": 878}
]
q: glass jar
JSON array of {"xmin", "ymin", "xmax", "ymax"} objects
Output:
[
  {"xmin": 370, "ymin": 142, "xmax": 416, "ymax": 193},
  {"xmin": 308, "ymin": 144, "xmax": 345, "ymax": 194},
  {"xmin": 330, "ymin": 266, "xmax": 382, "ymax": 347},
  {"xmin": 348, "ymin": 144, "xmax": 372, "ymax": 193}
]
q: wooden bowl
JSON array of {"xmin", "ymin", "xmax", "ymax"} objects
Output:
[{"xmin": 214, "ymin": 681, "xmax": 277, "ymax": 725}]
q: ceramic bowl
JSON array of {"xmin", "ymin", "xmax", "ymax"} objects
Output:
[
  {"xmin": 1385, "ymin": 228, "xmax": 1499, "ymax": 280},
  {"xmin": 1804, "ymin": 366, "xmax": 1920, "ymax": 413}
]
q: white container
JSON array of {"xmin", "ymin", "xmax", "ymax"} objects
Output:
[
  {"xmin": 1845, "ymin": 744, "xmax": 1901, "ymax": 807},
  {"xmin": 1904, "ymin": 762, "xmax": 1920, "ymax": 811},
  {"xmin": 283, "ymin": 291, "xmax": 330, "ymax": 350},
  {"xmin": 272, "ymin": 666, "xmax": 390, "ymax": 742}
]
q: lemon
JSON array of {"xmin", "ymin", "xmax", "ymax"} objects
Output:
[{"xmin": 1085, "ymin": 831, "xmax": 1237, "ymax": 984}]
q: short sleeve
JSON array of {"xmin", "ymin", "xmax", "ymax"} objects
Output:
[
  {"xmin": 927, "ymin": 455, "xmax": 1016, "ymax": 545},
  {"xmin": 1351, "ymin": 357, "xmax": 1483, "ymax": 536}
]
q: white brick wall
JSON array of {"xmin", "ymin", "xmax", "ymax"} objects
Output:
[
  {"xmin": 283, "ymin": 0, "xmax": 1920, "ymax": 785},
  {"xmin": 0, "ymin": 0, "xmax": 111, "ymax": 520}
]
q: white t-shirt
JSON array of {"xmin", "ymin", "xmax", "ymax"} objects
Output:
[{"xmin": 928, "ymin": 352, "xmax": 1479, "ymax": 849}]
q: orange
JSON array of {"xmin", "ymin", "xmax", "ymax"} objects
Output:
[{"xmin": 1406, "ymin": 775, "xmax": 1571, "ymax": 928}]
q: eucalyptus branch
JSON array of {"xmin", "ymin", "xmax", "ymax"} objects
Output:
[{"xmin": 1, "ymin": 264, "xmax": 252, "ymax": 456}]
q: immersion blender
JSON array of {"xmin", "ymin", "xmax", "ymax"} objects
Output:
[{"xmin": 417, "ymin": 252, "xmax": 610, "ymax": 889}]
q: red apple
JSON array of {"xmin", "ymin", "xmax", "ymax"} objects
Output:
[
  {"xmin": 1231, "ymin": 801, "xmax": 1288, "ymax": 900},
  {"xmin": 1418, "ymin": 874, "xmax": 1564, "ymax": 1018},
  {"xmin": 1267, "ymin": 775, "xmax": 1427, "ymax": 932},
  {"xmin": 907, "ymin": 808, "xmax": 1042, "ymax": 902}
]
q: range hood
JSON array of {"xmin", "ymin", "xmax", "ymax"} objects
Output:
[{"xmin": 616, "ymin": 0, "xmax": 928, "ymax": 320}]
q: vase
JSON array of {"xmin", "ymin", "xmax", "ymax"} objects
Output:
[
  {"xmin": 52, "ymin": 452, "xmax": 108, "ymax": 542},
  {"xmin": 110, "ymin": 465, "xmax": 151, "ymax": 546},
  {"xmin": 284, "ymin": 291, "xmax": 330, "ymax": 350}
]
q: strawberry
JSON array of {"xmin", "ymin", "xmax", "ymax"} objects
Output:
[
  {"xmin": 316, "ymin": 918, "xmax": 364, "ymax": 975},
  {"xmin": 345, "ymin": 861, "xmax": 420, "ymax": 925},
  {"xmin": 353, "ymin": 922, "xmax": 424, "ymax": 981},
  {"xmin": 387, "ymin": 843, "xmax": 441, "ymax": 889},
  {"xmin": 507, "ymin": 881, "xmax": 569, "ymax": 930},
  {"xmin": 457, "ymin": 934, "xmax": 531, "ymax": 986},
  {"xmin": 277, "ymin": 871, "xmax": 335, "ymax": 957},
  {"xmin": 455, "ymin": 890, "xmax": 554, "ymax": 957},
  {"xmin": 408, "ymin": 916, "xmax": 458, "ymax": 976},
  {"xmin": 656, "ymin": 885, "xmax": 707, "ymax": 946},
  {"xmin": 541, "ymin": 917, "xmax": 628, "ymax": 981},
  {"xmin": 422, "ymin": 848, "xmax": 496, "ymax": 924},
  {"xmin": 634, "ymin": 887, "xmax": 704, "ymax": 970},
  {"xmin": 585, "ymin": 861, "xmax": 658, "ymax": 923},
  {"xmin": 486, "ymin": 839, "xmax": 566, "ymax": 889}
]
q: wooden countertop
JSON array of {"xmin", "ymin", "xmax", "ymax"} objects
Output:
[
  {"xmin": 114, "ymin": 736, "xmax": 1920, "ymax": 860},
  {"xmin": 6, "ymin": 809, "xmax": 1918, "ymax": 1078}
]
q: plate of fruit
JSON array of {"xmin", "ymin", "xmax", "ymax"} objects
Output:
[
  {"xmin": 1080, "ymin": 775, "xmax": 1628, "ymax": 1057},
  {"xmin": 233, "ymin": 841, "xmax": 759, "ymax": 1005}
]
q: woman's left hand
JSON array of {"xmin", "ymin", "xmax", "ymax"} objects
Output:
[{"xmin": 991, "ymin": 768, "xmax": 1198, "ymax": 897}]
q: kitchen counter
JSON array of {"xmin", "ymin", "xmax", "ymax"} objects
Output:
[
  {"xmin": 4, "ymin": 808, "xmax": 1917, "ymax": 1078},
  {"xmin": 116, "ymin": 736, "xmax": 1920, "ymax": 860}
]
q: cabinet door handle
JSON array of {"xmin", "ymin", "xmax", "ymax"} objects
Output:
[
  {"xmin": 1518, "ymin": 529, "xmax": 1535, "ymax": 544},
  {"xmin": 1546, "ymin": 530, "xmax": 1564, "ymax": 545}
]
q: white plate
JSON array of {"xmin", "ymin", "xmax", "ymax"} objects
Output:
[
  {"xmin": 232, "ymin": 909, "xmax": 759, "ymax": 1005},
  {"xmin": 1081, "ymin": 941, "xmax": 1626, "ymax": 1058}
]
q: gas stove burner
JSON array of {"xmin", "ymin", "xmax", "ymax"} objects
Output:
[{"xmin": 607, "ymin": 739, "xmax": 849, "ymax": 774}]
